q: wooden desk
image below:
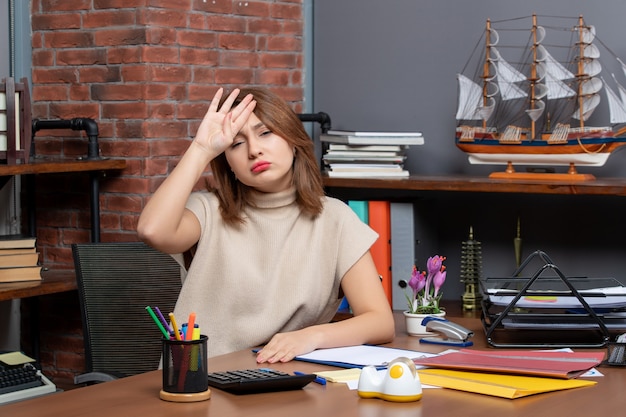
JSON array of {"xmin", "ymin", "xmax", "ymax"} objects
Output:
[{"xmin": 2, "ymin": 311, "xmax": 622, "ymax": 417}]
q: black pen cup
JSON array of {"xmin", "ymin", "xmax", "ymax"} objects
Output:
[{"xmin": 160, "ymin": 335, "xmax": 211, "ymax": 402}]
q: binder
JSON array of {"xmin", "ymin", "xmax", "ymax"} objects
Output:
[
  {"xmin": 390, "ymin": 202, "xmax": 415, "ymax": 310},
  {"xmin": 417, "ymin": 368, "xmax": 596, "ymax": 399},
  {"xmin": 347, "ymin": 201, "xmax": 369, "ymax": 223},
  {"xmin": 368, "ymin": 201, "xmax": 392, "ymax": 305},
  {"xmin": 412, "ymin": 349, "xmax": 605, "ymax": 379}
]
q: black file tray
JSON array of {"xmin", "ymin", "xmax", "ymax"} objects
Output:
[{"xmin": 480, "ymin": 251, "xmax": 626, "ymax": 348}]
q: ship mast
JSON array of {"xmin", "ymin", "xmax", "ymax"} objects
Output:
[
  {"xmin": 576, "ymin": 15, "xmax": 586, "ymax": 131},
  {"xmin": 529, "ymin": 14, "xmax": 539, "ymax": 139},
  {"xmin": 482, "ymin": 19, "xmax": 492, "ymax": 132}
]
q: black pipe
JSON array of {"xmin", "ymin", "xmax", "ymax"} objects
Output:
[
  {"xmin": 297, "ymin": 112, "xmax": 332, "ymax": 133},
  {"xmin": 32, "ymin": 117, "xmax": 101, "ymax": 160}
]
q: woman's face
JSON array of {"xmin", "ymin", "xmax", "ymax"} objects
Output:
[{"xmin": 225, "ymin": 113, "xmax": 295, "ymax": 193}]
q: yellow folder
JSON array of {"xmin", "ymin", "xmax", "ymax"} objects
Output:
[{"xmin": 417, "ymin": 368, "xmax": 596, "ymax": 399}]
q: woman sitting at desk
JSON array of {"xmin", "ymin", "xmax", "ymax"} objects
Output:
[{"xmin": 137, "ymin": 87, "xmax": 395, "ymax": 363}]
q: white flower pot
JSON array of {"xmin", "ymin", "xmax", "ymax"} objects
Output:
[{"xmin": 403, "ymin": 311, "xmax": 446, "ymax": 336}]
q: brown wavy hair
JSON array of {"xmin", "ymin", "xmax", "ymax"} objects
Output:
[{"xmin": 209, "ymin": 87, "xmax": 324, "ymax": 225}]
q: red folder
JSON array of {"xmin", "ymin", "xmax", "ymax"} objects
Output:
[
  {"xmin": 412, "ymin": 349, "xmax": 605, "ymax": 379},
  {"xmin": 368, "ymin": 201, "xmax": 392, "ymax": 306}
]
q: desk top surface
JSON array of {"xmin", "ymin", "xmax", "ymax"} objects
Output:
[{"xmin": 2, "ymin": 311, "xmax": 622, "ymax": 417}]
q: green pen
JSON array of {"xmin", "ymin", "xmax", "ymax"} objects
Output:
[{"xmin": 145, "ymin": 306, "xmax": 170, "ymax": 339}]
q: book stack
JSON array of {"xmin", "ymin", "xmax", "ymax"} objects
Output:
[
  {"xmin": 0, "ymin": 235, "xmax": 41, "ymax": 283},
  {"xmin": 321, "ymin": 130, "xmax": 424, "ymax": 178}
]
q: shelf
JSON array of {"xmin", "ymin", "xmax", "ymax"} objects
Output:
[
  {"xmin": 0, "ymin": 157, "xmax": 126, "ymax": 177},
  {"xmin": 323, "ymin": 174, "xmax": 626, "ymax": 196},
  {"xmin": 0, "ymin": 269, "xmax": 77, "ymax": 302}
]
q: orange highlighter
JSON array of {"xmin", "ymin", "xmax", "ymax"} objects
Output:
[{"xmin": 185, "ymin": 313, "xmax": 196, "ymax": 341}]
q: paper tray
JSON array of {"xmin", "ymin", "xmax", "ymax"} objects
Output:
[
  {"xmin": 482, "ymin": 277, "xmax": 626, "ymax": 309},
  {"xmin": 501, "ymin": 315, "xmax": 626, "ymax": 330}
]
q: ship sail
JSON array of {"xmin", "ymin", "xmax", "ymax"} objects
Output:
[
  {"xmin": 456, "ymin": 74, "xmax": 495, "ymax": 121},
  {"xmin": 492, "ymin": 47, "xmax": 527, "ymax": 101},
  {"xmin": 604, "ymin": 79, "xmax": 626, "ymax": 124},
  {"xmin": 536, "ymin": 45, "xmax": 576, "ymax": 99},
  {"xmin": 573, "ymin": 25, "xmax": 602, "ymax": 121}
]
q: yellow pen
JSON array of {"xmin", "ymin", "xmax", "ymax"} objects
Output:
[{"xmin": 169, "ymin": 312, "xmax": 182, "ymax": 341}]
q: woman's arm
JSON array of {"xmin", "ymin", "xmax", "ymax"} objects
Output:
[
  {"xmin": 256, "ymin": 251, "xmax": 395, "ymax": 363},
  {"xmin": 137, "ymin": 88, "xmax": 256, "ymax": 253}
]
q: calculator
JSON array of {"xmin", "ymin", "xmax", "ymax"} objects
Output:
[{"xmin": 206, "ymin": 368, "xmax": 316, "ymax": 394}]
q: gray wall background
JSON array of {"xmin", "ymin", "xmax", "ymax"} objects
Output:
[
  {"xmin": 312, "ymin": 0, "xmax": 626, "ymax": 177},
  {"xmin": 312, "ymin": 1, "xmax": 626, "ymax": 302}
]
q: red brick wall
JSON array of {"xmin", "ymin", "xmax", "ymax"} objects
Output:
[{"xmin": 26, "ymin": 0, "xmax": 305, "ymax": 385}]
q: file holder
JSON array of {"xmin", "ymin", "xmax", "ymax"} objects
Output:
[{"xmin": 480, "ymin": 250, "xmax": 617, "ymax": 348}]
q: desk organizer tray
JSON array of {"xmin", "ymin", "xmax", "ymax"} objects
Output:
[
  {"xmin": 480, "ymin": 251, "xmax": 626, "ymax": 348},
  {"xmin": 604, "ymin": 342, "xmax": 626, "ymax": 366}
]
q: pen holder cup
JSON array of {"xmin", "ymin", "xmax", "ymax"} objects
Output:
[
  {"xmin": 160, "ymin": 335, "xmax": 211, "ymax": 402},
  {"xmin": 604, "ymin": 342, "xmax": 626, "ymax": 366}
]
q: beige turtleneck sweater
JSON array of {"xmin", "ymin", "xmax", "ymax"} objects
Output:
[{"xmin": 172, "ymin": 187, "xmax": 378, "ymax": 357}]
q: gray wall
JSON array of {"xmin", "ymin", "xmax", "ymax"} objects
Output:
[
  {"xmin": 313, "ymin": 0, "xmax": 626, "ymax": 177},
  {"xmin": 312, "ymin": 1, "xmax": 626, "ymax": 302}
]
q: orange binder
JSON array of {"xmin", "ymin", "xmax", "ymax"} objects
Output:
[{"xmin": 368, "ymin": 201, "xmax": 392, "ymax": 306}]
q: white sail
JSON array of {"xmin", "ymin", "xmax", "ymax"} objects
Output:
[
  {"xmin": 583, "ymin": 43, "xmax": 600, "ymax": 59},
  {"xmin": 525, "ymin": 100, "xmax": 545, "ymax": 122},
  {"xmin": 612, "ymin": 73, "xmax": 626, "ymax": 105},
  {"xmin": 492, "ymin": 47, "xmax": 527, "ymax": 100},
  {"xmin": 456, "ymin": 74, "xmax": 485, "ymax": 120},
  {"xmin": 584, "ymin": 60, "xmax": 602, "ymax": 77},
  {"xmin": 536, "ymin": 45, "xmax": 575, "ymax": 80},
  {"xmin": 572, "ymin": 23, "xmax": 602, "ymax": 121},
  {"xmin": 541, "ymin": 70, "xmax": 576, "ymax": 99},
  {"xmin": 581, "ymin": 25, "xmax": 596, "ymax": 44},
  {"xmin": 603, "ymin": 78, "xmax": 626, "ymax": 124},
  {"xmin": 573, "ymin": 94, "xmax": 601, "ymax": 121}
]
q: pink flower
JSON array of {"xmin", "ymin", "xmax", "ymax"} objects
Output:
[
  {"xmin": 408, "ymin": 266, "xmax": 426, "ymax": 294},
  {"xmin": 426, "ymin": 255, "xmax": 445, "ymax": 275},
  {"xmin": 433, "ymin": 270, "xmax": 447, "ymax": 297},
  {"xmin": 406, "ymin": 255, "xmax": 447, "ymax": 314}
]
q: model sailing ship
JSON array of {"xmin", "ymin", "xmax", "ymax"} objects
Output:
[{"xmin": 455, "ymin": 15, "xmax": 626, "ymax": 178}]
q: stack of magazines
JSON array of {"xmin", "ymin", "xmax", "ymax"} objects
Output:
[{"xmin": 320, "ymin": 130, "xmax": 424, "ymax": 178}]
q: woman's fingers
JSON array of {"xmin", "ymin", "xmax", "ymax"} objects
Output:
[
  {"xmin": 207, "ymin": 87, "xmax": 224, "ymax": 113},
  {"xmin": 218, "ymin": 88, "xmax": 241, "ymax": 114}
]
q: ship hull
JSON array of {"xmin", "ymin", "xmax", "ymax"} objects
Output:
[{"xmin": 455, "ymin": 137, "xmax": 626, "ymax": 166}]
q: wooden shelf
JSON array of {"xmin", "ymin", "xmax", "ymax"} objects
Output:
[
  {"xmin": 323, "ymin": 174, "xmax": 626, "ymax": 196},
  {"xmin": 0, "ymin": 157, "xmax": 126, "ymax": 177},
  {"xmin": 0, "ymin": 269, "xmax": 77, "ymax": 302}
]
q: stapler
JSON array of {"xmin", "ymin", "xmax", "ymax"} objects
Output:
[{"xmin": 419, "ymin": 316, "xmax": 474, "ymax": 347}]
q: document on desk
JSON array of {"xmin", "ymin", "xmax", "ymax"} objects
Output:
[
  {"xmin": 412, "ymin": 349, "xmax": 605, "ymax": 379},
  {"xmin": 416, "ymin": 368, "xmax": 597, "ymax": 399},
  {"xmin": 295, "ymin": 345, "xmax": 437, "ymax": 368}
]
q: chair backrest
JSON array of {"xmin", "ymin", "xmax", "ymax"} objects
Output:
[{"xmin": 72, "ymin": 242, "xmax": 183, "ymax": 379}]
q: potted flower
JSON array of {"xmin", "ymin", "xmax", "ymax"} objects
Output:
[{"xmin": 403, "ymin": 255, "xmax": 447, "ymax": 335}]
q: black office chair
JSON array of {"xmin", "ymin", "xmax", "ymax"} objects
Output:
[{"xmin": 72, "ymin": 241, "xmax": 184, "ymax": 385}]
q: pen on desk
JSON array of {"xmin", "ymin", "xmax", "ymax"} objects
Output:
[
  {"xmin": 145, "ymin": 306, "xmax": 170, "ymax": 339},
  {"xmin": 168, "ymin": 312, "xmax": 182, "ymax": 341},
  {"xmin": 294, "ymin": 371, "xmax": 326, "ymax": 386},
  {"xmin": 154, "ymin": 306, "xmax": 172, "ymax": 334}
]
